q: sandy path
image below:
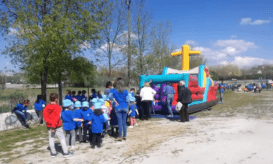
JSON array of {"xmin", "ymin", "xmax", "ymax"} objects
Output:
[
  {"xmin": 124, "ymin": 118, "xmax": 273, "ymax": 164},
  {"xmin": 5, "ymin": 91, "xmax": 273, "ymax": 164}
]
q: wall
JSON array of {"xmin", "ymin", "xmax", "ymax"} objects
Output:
[{"xmin": 0, "ymin": 109, "xmax": 38, "ymax": 131}]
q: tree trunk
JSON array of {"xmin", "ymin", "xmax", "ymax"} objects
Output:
[
  {"xmin": 127, "ymin": 2, "xmax": 131, "ymax": 87},
  {"xmin": 58, "ymin": 73, "xmax": 63, "ymax": 106},
  {"xmin": 108, "ymin": 55, "xmax": 111, "ymax": 78},
  {"xmin": 41, "ymin": 67, "xmax": 48, "ymax": 102}
]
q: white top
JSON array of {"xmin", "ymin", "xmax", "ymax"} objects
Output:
[{"xmin": 140, "ymin": 87, "xmax": 156, "ymax": 101}]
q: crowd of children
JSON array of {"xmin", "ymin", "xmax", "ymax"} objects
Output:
[
  {"xmin": 43, "ymin": 85, "xmax": 139, "ymax": 157},
  {"xmin": 12, "ymin": 81, "xmax": 142, "ymax": 158}
]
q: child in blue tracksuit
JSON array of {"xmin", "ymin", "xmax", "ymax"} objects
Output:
[
  {"xmin": 13, "ymin": 99, "xmax": 30, "ymax": 128},
  {"xmin": 90, "ymin": 98, "xmax": 106, "ymax": 149},
  {"xmin": 81, "ymin": 101, "xmax": 93, "ymax": 142},
  {"xmin": 64, "ymin": 90, "xmax": 72, "ymax": 101},
  {"xmin": 81, "ymin": 90, "xmax": 87, "ymax": 102},
  {"xmin": 34, "ymin": 95, "xmax": 46, "ymax": 125},
  {"xmin": 61, "ymin": 100, "xmax": 83, "ymax": 149},
  {"xmin": 109, "ymin": 108, "xmax": 118, "ymax": 136},
  {"xmin": 74, "ymin": 101, "xmax": 83, "ymax": 142},
  {"xmin": 128, "ymin": 96, "xmax": 139, "ymax": 128}
]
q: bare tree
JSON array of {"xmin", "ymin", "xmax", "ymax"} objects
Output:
[
  {"xmin": 91, "ymin": 0, "xmax": 127, "ymax": 77},
  {"xmin": 132, "ymin": 0, "xmax": 152, "ymax": 75},
  {"xmin": 148, "ymin": 20, "xmax": 173, "ymax": 74}
]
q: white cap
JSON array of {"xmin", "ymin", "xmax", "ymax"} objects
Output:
[{"xmin": 179, "ymin": 80, "xmax": 185, "ymax": 85}]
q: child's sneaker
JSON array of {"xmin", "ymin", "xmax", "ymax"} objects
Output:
[
  {"xmin": 63, "ymin": 151, "xmax": 73, "ymax": 158},
  {"xmin": 134, "ymin": 124, "xmax": 138, "ymax": 126},
  {"xmin": 129, "ymin": 126, "xmax": 133, "ymax": 128},
  {"xmin": 51, "ymin": 153, "xmax": 57, "ymax": 158},
  {"xmin": 91, "ymin": 145, "xmax": 95, "ymax": 149}
]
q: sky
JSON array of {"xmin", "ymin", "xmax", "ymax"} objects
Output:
[{"xmin": 0, "ymin": 0, "xmax": 272, "ymax": 73}]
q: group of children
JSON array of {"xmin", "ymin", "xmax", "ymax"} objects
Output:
[{"xmin": 59, "ymin": 88, "xmax": 139, "ymax": 151}]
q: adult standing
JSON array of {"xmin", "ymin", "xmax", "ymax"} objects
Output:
[
  {"xmin": 178, "ymin": 81, "xmax": 192, "ymax": 122},
  {"xmin": 219, "ymin": 80, "xmax": 226, "ymax": 103},
  {"xmin": 140, "ymin": 82, "xmax": 156, "ymax": 120},
  {"xmin": 163, "ymin": 82, "xmax": 175, "ymax": 117},
  {"xmin": 112, "ymin": 79, "xmax": 129, "ymax": 141}
]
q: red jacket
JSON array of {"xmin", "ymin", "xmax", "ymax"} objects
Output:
[{"xmin": 43, "ymin": 103, "xmax": 62, "ymax": 128}]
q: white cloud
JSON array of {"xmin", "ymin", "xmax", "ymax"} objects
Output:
[
  {"xmin": 118, "ymin": 31, "xmax": 138, "ymax": 41},
  {"xmin": 219, "ymin": 61, "xmax": 229, "ymax": 65},
  {"xmin": 230, "ymin": 35, "xmax": 237, "ymax": 39},
  {"xmin": 96, "ymin": 42, "xmax": 125, "ymax": 54},
  {"xmin": 232, "ymin": 56, "xmax": 264, "ymax": 67},
  {"xmin": 240, "ymin": 18, "xmax": 271, "ymax": 25},
  {"xmin": 79, "ymin": 41, "xmax": 91, "ymax": 49},
  {"xmin": 185, "ymin": 40, "xmax": 195, "ymax": 45},
  {"xmin": 215, "ymin": 39, "xmax": 256, "ymax": 56}
]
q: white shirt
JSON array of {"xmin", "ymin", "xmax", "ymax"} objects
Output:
[{"xmin": 140, "ymin": 87, "xmax": 156, "ymax": 101}]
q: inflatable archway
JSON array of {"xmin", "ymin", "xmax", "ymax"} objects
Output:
[{"xmin": 139, "ymin": 45, "xmax": 218, "ymax": 114}]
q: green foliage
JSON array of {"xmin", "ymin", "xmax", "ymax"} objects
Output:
[
  {"xmin": 8, "ymin": 90, "xmax": 27, "ymax": 108},
  {"xmin": 0, "ymin": 0, "xmax": 110, "ymax": 88},
  {"xmin": 69, "ymin": 57, "xmax": 97, "ymax": 86}
]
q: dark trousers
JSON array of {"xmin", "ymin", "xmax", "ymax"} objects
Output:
[
  {"xmin": 142, "ymin": 100, "xmax": 152, "ymax": 119},
  {"xmin": 76, "ymin": 127, "xmax": 83, "ymax": 141},
  {"xmin": 83, "ymin": 125, "xmax": 91, "ymax": 141},
  {"xmin": 35, "ymin": 110, "xmax": 43, "ymax": 124},
  {"xmin": 91, "ymin": 133, "xmax": 102, "ymax": 146},
  {"xmin": 179, "ymin": 104, "xmax": 189, "ymax": 122}
]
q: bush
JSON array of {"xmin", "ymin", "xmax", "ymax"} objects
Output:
[
  {"xmin": 0, "ymin": 75, "xmax": 6, "ymax": 89},
  {"xmin": 8, "ymin": 91, "xmax": 27, "ymax": 112}
]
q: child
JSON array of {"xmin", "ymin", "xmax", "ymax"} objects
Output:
[
  {"xmin": 74, "ymin": 101, "xmax": 83, "ymax": 142},
  {"xmin": 244, "ymin": 86, "xmax": 248, "ymax": 92},
  {"xmin": 64, "ymin": 90, "xmax": 72, "ymax": 101},
  {"xmin": 71, "ymin": 91, "xmax": 77, "ymax": 101},
  {"xmin": 81, "ymin": 90, "xmax": 87, "ymax": 102},
  {"xmin": 129, "ymin": 88, "xmax": 135, "ymax": 97},
  {"xmin": 90, "ymin": 98, "xmax": 106, "ymax": 149},
  {"xmin": 43, "ymin": 93, "xmax": 73, "ymax": 158},
  {"xmin": 101, "ymin": 95, "xmax": 110, "ymax": 136},
  {"xmin": 128, "ymin": 96, "xmax": 139, "ymax": 128},
  {"xmin": 75, "ymin": 90, "xmax": 82, "ymax": 102},
  {"xmin": 109, "ymin": 108, "xmax": 118, "ymax": 137},
  {"xmin": 13, "ymin": 99, "xmax": 30, "ymax": 128},
  {"xmin": 61, "ymin": 100, "xmax": 83, "ymax": 150},
  {"xmin": 89, "ymin": 89, "xmax": 97, "ymax": 101},
  {"xmin": 80, "ymin": 101, "xmax": 93, "ymax": 143},
  {"xmin": 34, "ymin": 95, "xmax": 46, "ymax": 125},
  {"xmin": 97, "ymin": 91, "xmax": 103, "ymax": 98}
]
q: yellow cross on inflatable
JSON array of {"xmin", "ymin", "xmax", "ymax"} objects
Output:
[{"xmin": 171, "ymin": 45, "xmax": 201, "ymax": 71}]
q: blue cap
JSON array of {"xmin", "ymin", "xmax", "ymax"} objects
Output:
[
  {"xmin": 63, "ymin": 99, "xmax": 73, "ymax": 107},
  {"xmin": 74, "ymin": 101, "xmax": 81, "ymax": 108},
  {"xmin": 102, "ymin": 95, "xmax": 109, "ymax": 101},
  {"xmin": 92, "ymin": 98, "xmax": 105, "ymax": 109},
  {"xmin": 82, "ymin": 101, "xmax": 89, "ymax": 107}
]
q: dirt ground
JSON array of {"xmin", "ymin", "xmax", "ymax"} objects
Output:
[{"xmin": 3, "ymin": 90, "xmax": 273, "ymax": 164}]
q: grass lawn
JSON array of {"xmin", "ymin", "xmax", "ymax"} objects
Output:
[{"xmin": 194, "ymin": 90, "xmax": 262, "ymax": 118}]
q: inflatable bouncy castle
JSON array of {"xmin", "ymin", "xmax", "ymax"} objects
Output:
[{"xmin": 139, "ymin": 45, "xmax": 218, "ymax": 114}]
